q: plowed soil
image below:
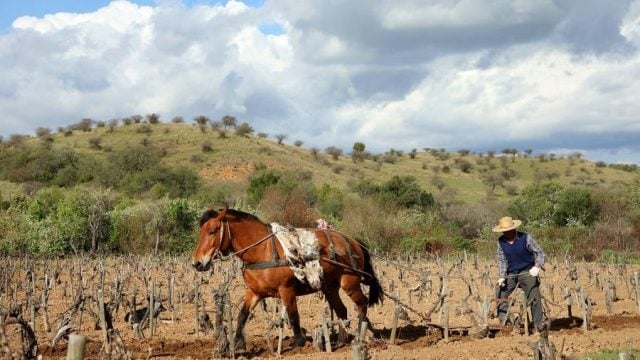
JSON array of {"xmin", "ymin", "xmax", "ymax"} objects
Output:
[{"xmin": 3, "ymin": 257, "xmax": 640, "ymax": 359}]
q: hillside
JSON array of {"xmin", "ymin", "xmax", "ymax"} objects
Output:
[{"xmin": 2, "ymin": 121, "xmax": 636, "ymax": 203}]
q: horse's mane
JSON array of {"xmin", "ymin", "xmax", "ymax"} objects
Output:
[{"xmin": 199, "ymin": 208, "xmax": 262, "ymax": 227}]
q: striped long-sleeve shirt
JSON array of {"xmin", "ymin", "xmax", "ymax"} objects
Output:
[{"xmin": 496, "ymin": 232, "xmax": 545, "ymax": 278}]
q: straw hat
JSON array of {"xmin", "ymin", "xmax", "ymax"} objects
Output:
[{"xmin": 492, "ymin": 216, "xmax": 522, "ymax": 233}]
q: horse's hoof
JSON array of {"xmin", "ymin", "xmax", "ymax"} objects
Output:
[
  {"xmin": 294, "ymin": 336, "xmax": 306, "ymax": 348},
  {"xmin": 234, "ymin": 337, "xmax": 246, "ymax": 351}
]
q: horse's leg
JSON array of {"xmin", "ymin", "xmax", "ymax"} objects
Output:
[
  {"xmin": 323, "ymin": 286, "xmax": 349, "ymax": 344},
  {"xmin": 341, "ymin": 274, "xmax": 371, "ymax": 328},
  {"xmin": 234, "ymin": 289, "xmax": 262, "ymax": 351},
  {"xmin": 278, "ymin": 287, "xmax": 306, "ymax": 347}
]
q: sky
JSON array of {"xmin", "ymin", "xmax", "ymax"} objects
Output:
[{"xmin": 1, "ymin": 0, "xmax": 639, "ymax": 164}]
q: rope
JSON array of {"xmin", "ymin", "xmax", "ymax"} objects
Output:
[{"xmin": 209, "ymin": 223, "xmax": 282, "ymax": 264}]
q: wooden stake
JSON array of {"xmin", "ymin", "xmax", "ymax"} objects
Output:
[
  {"xmin": 194, "ymin": 278, "xmax": 200, "ymax": 337},
  {"xmin": 66, "ymin": 334, "xmax": 86, "ymax": 360},
  {"xmin": 634, "ymin": 271, "xmax": 640, "ymax": 315},
  {"xmin": 97, "ymin": 289, "xmax": 109, "ymax": 352},
  {"xmin": 390, "ymin": 305, "xmax": 400, "ymax": 344},
  {"xmin": 443, "ymin": 298, "xmax": 449, "ymax": 342},
  {"xmin": 522, "ymin": 291, "xmax": 529, "ymax": 336},
  {"xmin": 321, "ymin": 306, "xmax": 332, "ymax": 352}
]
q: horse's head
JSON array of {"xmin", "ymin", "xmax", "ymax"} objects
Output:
[{"xmin": 192, "ymin": 208, "xmax": 230, "ymax": 272}]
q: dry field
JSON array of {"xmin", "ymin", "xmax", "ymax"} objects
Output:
[{"xmin": 1, "ymin": 254, "xmax": 639, "ymax": 359}]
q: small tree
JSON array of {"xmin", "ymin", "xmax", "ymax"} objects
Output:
[
  {"xmin": 146, "ymin": 113, "xmax": 161, "ymax": 124},
  {"xmin": 352, "ymin": 142, "xmax": 365, "ymax": 153},
  {"xmin": 235, "ymin": 122, "xmax": 254, "ymax": 137},
  {"xmin": 458, "ymin": 149, "xmax": 471, "ymax": 157},
  {"xmin": 131, "ymin": 115, "xmax": 143, "ymax": 124},
  {"xmin": 483, "ymin": 173, "xmax": 504, "ymax": 191},
  {"xmin": 107, "ymin": 119, "xmax": 119, "ymax": 133},
  {"xmin": 194, "ymin": 115, "xmax": 210, "ymax": 125},
  {"xmin": 122, "ymin": 117, "xmax": 132, "ymax": 126},
  {"xmin": 73, "ymin": 118, "xmax": 93, "ymax": 132},
  {"xmin": 275, "ymin": 134, "xmax": 287, "ymax": 145},
  {"xmin": 409, "ymin": 148, "xmax": 418, "ymax": 159},
  {"xmin": 210, "ymin": 121, "xmax": 222, "ymax": 130},
  {"xmin": 257, "ymin": 132, "xmax": 268, "ymax": 138},
  {"xmin": 325, "ymin": 146, "xmax": 343, "ymax": 160},
  {"xmin": 88, "ymin": 137, "xmax": 102, "ymax": 150},
  {"xmin": 294, "ymin": 140, "xmax": 304, "ymax": 147},
  {"xmin": 171, "ymin": 116, "xmax": 185, "ymax": 123},
  {"xmin": 222, "ymin": 115, "xmax": 237, "ymax": 129},
  {"xmin": 86, "ymin": 188, "xmax": 114, "ymax": 251},
  {"xmin": 202, "ymin": 140, "xmax": 213, "ymax": 152},
  {"xmin": 36, "ymin": 127, "xmax": 51, "ymax": 138}
]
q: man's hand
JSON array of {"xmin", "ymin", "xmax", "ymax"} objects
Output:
[
  {"xmin": 529, "ymin": 266, "xmax": 540, "ymax": 277},
  {"xmin": 497, "ymin": 278, "xmax": 506, "ymax": 287}
]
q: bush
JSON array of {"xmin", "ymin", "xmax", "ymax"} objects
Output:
[
  {"xmin": 202, "ymin": 141, "xmax": 213, "ymax": 153},
  {"xmin": 222, "ymin": 115, "xmax": 237, "ymax": 128},
  {"xmin": 71, "ymin": 118, "xmax": 93, "ymax": 132},
  {"xmin": 455, "ymin": 159, "xmax": 473, "ymax": 173},
  {"xmin": 508, "ymin": 182, "xmax": 563, "ymax": 226},
  {"xmin": 275, "ymin": 134, "xmax": 287, "ymax": 145},
  {"xmin": 88, "ymin": 137, "xmax": 102, "ymax": 150},
  {"xmin": 235, "ymin": 122, "xmax": 254, "ymax": 137},
  {"xmin": 146, "ymin": 113, "xmax": 160, "ymax": 124},
  {"xmin": 136, "ymin": 125, "xmax": 152, "ymax": 134},
  {"xmin": 380, "ymin": 175, "xmax": 434, "ymax": 209},
  {"xmin": 36, "ymin": 127, "xmax": 51, "ymax": 138},
  {"xmin": 259, "ymin": 186, "xmax": 317, "ymax": 227},
  {"xmin": 28, "ymin": 187, "xmax": 65, "ymax": 221},
  {"xmin": 324, "ymin": 146, "xmax": 342, "ymax": 160},
  {"xmin": 553, "ymin": 187, "xmax": 600, "ymax": 226},
  {"xmin": 162, "ymin": 167, "xmax": 200, "ymax": 198},
  {"xmin": 317, "ymin": 184, "xmax": 344, "ymax": 219},
  {"xmin": 246, "ymin": 170, "xmax": 281, "ymax": 206},
  {"xmin": 109, "ymin": 197, "xmax": 199, "ymax": 254}
]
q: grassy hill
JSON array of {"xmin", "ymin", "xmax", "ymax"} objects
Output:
[{"xmin": 3, "ymin": 121, "xmax": 637, "ymax": 203}]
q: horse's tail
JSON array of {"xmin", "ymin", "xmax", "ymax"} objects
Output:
[{"xmin": 359, "ymin": 240, "xmax": 383, "ymax": 307}]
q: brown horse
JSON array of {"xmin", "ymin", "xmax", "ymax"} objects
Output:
[{"xmin": 192, "ymin": 208, "xmax": 383, "ymax": 349}]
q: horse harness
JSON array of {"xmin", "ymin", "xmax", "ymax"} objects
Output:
[{"xmin": 243, "ymin": 226, "xmax": 370, "ymax": 278}]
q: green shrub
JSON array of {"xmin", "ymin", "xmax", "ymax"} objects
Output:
[
  {"xmin": 163, "ymin": 167, "xmax": 200, "ymax": 198},
  {"xmin": 246, "ymin": 170, "xmax": 281, "ymax": 206},
  {"xmin": 316, "ymin": 184, "xmax": 344, "ymax": 220},
  {"xmin": 508, "ymin": 182, "xmax": 563, "ymax": 226},
  {"xmin": 553, "ymin": 187, "xmax": 600, "ymax": 226},
  {"xmin": 28, "ymin": 187, "xmax": 65, "ymax": 220},
  {"xmin": 380, "ymin": 175, "xmax": 434, "ymax": 209}
]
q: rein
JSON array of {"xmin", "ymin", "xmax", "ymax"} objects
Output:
[
  {"xmin": 209, "ymin": 222, "xmax": 374, "ymax": 278},
  {"xmin": 210, "ymin": 221, "xmax": 280, "ymax": 263}
]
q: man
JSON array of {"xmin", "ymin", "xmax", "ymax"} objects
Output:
[{"xmin": 493, "ymin": 216, "xmax": 546, "ymax": 331}]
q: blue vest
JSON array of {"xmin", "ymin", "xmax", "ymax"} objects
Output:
[{"xmin": 499, "ymin": 231, "xmax": 534, "ymax": 273}]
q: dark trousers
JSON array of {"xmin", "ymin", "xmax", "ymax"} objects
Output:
[{"xmin": 497, "ymin": 271, "xmax": 544, "ymax": 329}]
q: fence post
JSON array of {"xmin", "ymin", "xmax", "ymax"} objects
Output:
[
  {"xmin": 634, "ymin": 272, "xmax": 640, "ymax": 315},
  {"xmin": 66, "ymin": 334, "xmax": 86, "ymax": 360},
  {"xmin": 321, "ymin": 305, "xmax": 332, "ymax": 353},
  {"xmin": 443, "ymin": 298, "xmax": 449, "ymax": 342},
  {"xmin": 390, "ymin": 305, "xmax": 400, "ymax": 344},
  {"xmin": 521, "ymin": 291, "xmax": 529, "ymax": 336}
]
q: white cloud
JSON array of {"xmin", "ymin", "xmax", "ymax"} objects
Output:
[{"xmin": 1, "ymin": 0, "xmax": 640, "ymax": 163}]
